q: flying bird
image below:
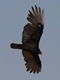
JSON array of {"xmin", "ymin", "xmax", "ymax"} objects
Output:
[{"xmin": 10, "ymin": 5, "xmax": 44, "ymax": 74}]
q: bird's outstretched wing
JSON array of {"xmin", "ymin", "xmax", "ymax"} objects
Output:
[
  {"xmin": 10, "ymin": 43, "xmax": 42, "ymax": 73},
  {"xmin": 22, "ymin": 50, "xmax": 41, "ymax": 73},
  {"xmin": 22, "ymin": 5, "xmax": 44, "ymax": 44}
]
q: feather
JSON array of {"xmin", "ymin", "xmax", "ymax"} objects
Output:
[
  {"xmin": 32, "ymin": 6, "xmax": 35, "ymax": 15},
  {"xmin": 35, "ymin": 5, "xmax": 39, "ymax": 16}
]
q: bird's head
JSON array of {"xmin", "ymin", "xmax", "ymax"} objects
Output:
[{"xmin": 39, "ymin": 50, "xmax": 43, "ymax": 55}]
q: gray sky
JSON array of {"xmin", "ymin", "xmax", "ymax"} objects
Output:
[{"xmin": 0, "ymin": 0, "xmax": 60, "ymax": 80}]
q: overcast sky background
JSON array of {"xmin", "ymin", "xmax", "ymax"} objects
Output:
[{"xmin": 0, "ymin": 0, "xmax": 60, "ymax": 80}]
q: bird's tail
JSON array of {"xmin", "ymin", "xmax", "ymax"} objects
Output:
[
  {"xmin": 10, "ymin": 43, "xmax": 34, "ymax": 53},
  {"xmin": 10, "ymin": 43, "xmax": 39, "ymax": 54},
  {"xmin": 10, "ymin": 43, "xmax": 22, "ymax": 49}
]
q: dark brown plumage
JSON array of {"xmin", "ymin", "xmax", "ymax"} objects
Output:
[{"xmin": 10, "ymin": 5, "xmax": 44, "ymax": 74}]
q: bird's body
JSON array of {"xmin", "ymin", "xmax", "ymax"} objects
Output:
[{"xmin": 10, "ymin": 5, "xmax": 44, "ymax": 74}]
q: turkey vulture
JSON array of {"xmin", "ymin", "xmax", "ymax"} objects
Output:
[{"xmin": 10, "ymin": 5, "xmax": 44, "ymax": 74}]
